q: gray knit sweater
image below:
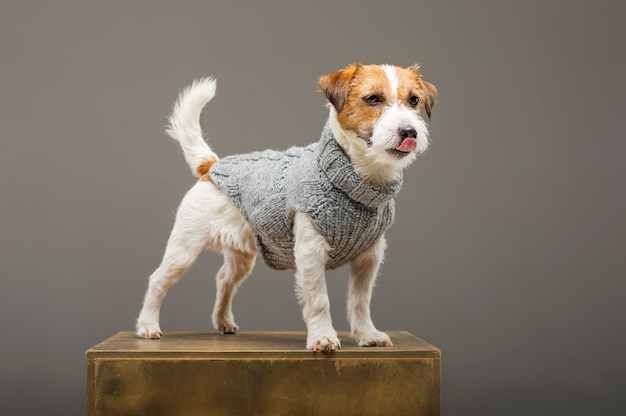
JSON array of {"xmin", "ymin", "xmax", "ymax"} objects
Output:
[{"xmin": 209, "ymin": 122, "xmax": 402, "ymax": 270}]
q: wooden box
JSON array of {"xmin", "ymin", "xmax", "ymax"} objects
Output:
[{"xmin": 86, "ymin": 331, "xmax": 440, "ymax": 415}]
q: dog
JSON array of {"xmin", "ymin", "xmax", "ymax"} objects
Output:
[{"xmin": 136, "ymin": 63, "xmax": 437, "ymax": 351}]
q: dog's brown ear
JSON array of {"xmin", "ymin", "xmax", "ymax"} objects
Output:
[
  {"xmin": 318, "ymin": 63, "xmax": 360, "ymax": 113},
  {"xmin": 409, "ymin": 64, "xmax": 437, "ymax": 119},
  {"xmin": 409, "ymin": 63, "xmax": 422, "ymax": 74},
  {"xmin": 422, "ymin": 80, "xmax": 438, "ymax": 119}
]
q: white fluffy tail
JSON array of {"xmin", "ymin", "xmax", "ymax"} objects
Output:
[{"xmin": 166, "ymin": 78, "xmax": 219, "ymax": 178}]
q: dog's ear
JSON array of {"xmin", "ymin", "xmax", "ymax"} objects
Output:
[
  {"xmin": 318, "ymin": 63, "xmax": 360, "ymax": 113},
  {"xmin": 422, "ymin": 80, "xmax": 438, "ymax": 119},
  {"xmin": 409, "ymin": 63, "xmax": 422, "ymax": 74},
  {"xmin": 409, "ymin": 64, "xmax": 437, "ymax": 119}
]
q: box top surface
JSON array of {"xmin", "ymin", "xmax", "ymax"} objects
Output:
[{"xmin": 87, "ymin": 331, "xmax": 440, "ymax": 359}]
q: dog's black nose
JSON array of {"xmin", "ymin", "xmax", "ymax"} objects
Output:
[{"xmin": 400, "ymin": 128, "xmax": 417, "ymax": 139}]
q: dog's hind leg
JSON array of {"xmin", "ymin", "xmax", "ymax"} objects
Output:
[
  {"xmin": 135, "ymin": 184, "xmax": 216, "ymax": 339},
  {"xmin": 211, "ymin": 248, "xmax": 257, "ymax": 334},
  {"xmin": 347, "ymin": 236, "xmax": 393, "ymax": 347}
]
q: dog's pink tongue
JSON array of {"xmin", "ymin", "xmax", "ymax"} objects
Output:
[{"xmin": 396, "ymin": 137, "xmax": 417, "ymax": 152}]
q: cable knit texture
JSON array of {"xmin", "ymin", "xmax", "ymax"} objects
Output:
[{"xmin": 209, "ymin": 122, "xmax": 402, "ymax": 270}]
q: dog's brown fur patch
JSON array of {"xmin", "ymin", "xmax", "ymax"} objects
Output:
[
  {"xmin": 337, "ymin": 65, "xmax": 389, "ymax": 140},
  {"xmin": 197, "ymin": 157, "xmax": 218, "ymax": 182}
]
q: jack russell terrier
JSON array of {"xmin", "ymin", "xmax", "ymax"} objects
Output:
[{"xmin": 136, "ymin": 63, "xmax": 437, "ymax": 351}]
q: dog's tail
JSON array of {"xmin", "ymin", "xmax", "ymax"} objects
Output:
[{"xmin": 166, "ymin": 78, "xmax": 219, "ymax": 179}]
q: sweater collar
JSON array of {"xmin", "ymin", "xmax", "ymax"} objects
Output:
[{"xmin": 317, "ymin": 121, "xmax": 402, "ymax": 208}]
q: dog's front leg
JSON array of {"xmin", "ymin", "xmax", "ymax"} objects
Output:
[
  {"xmin": 347, "ymin": 236, "xmax": 393, "ymax": 347},
  {"xmin": 293, "ymin": 212, "xmax": 340, "ymax": 351}
]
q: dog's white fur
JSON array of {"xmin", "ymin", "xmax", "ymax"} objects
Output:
[{"xmin": 136, "ymin": 64, "xmax": 435, "ymax": 351}]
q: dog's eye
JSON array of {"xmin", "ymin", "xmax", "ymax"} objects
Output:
[
  {"xmin": 408, "ymin": 96, "xmax": 420, "ymax": 106},
  {"xmin": 364, "ymin": 95, "xmax": 383, "ymax": 105}
]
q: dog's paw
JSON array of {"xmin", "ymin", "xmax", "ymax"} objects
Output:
[
  {"xmin": 353, "ymin": 330, "xmax": 393, "ymax": 347},
  {"xmin": 213, "ymin": 315, "xmax": 239, "ymax": 335},
  {"xmin": 307, "ymin": 333, "xmax": 341, "ymax": 352},
  {"xmin": 136, "ymin": 322, "xmax": 163, "ymax": 339},
  {"xmin": 217, "ymin": 323, "xmax": 239, "ymax": 335}
]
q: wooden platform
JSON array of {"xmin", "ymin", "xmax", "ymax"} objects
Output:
[{"xmin": 86, "ymin": 331, "xmax": 440, "ymax": 415}]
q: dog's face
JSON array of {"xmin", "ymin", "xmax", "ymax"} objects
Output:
[{"xmin": 319, "ymin": 63, "xmax": 437, "ymax": 170}]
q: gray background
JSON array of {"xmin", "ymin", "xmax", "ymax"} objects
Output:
[{"xmin": 1, "ymin": 1, "xmax": 625, "ymax": 415}]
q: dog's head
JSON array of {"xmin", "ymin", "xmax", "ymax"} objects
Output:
[{"xmin": 319, "ymin": 63, "xmax": 437, "ymax": 182}]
